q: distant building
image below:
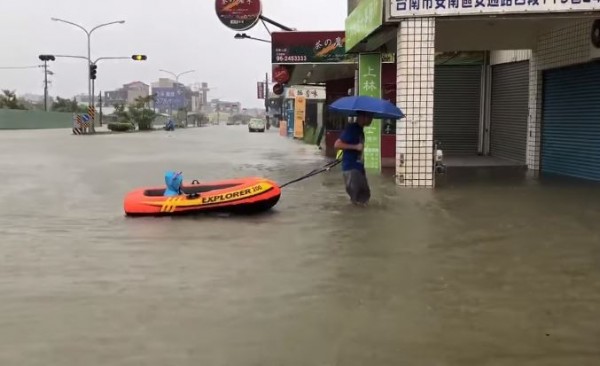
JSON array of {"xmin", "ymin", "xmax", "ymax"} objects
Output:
[
  {"xmin": 151, "ymin": 78, "xmax": 191, "ymax": 114},
  {"xmin": 103, "ymin": 81, "xmax": 150, "ymax": 107},
  {"xmin": 208, "ymin": 99, "xmax": 241, "ymax": 114},
  {"xmin": 74, "ymin": 94, "xmax": 92, "ymax": 104}
]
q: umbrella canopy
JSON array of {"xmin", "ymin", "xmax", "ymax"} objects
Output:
[{"xmin": 328, "ymin": 95, "xmax": 405, "ymax": 120}]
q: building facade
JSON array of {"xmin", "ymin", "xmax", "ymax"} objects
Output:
[
  {"xmin": 344, "ymin": 0, "xmax": 600, "ymax": 187},
  {"xmin": 103, "ymin": 81, "xmax": 150, "ymax": 107}
]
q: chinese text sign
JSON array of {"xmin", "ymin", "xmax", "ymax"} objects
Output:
[
  {"xmin": 346, "ymin": 0, "xmax": 384, "ymax": 51},
  {"xmin": 294, "ymin": 96, "xmax": 306, "ymax": 139},
  {"xmin": 358, "ymin": 53, "xmax": 382, "ymax": 173},
  {"xmin": 391, "ymin": 0, "xmax": 599, "ymax": 17}
]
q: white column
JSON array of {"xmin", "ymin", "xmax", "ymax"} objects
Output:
[
  {"xmin": 526, "ymin": 50, "xmax": 542, "ymax": 171},
  {"xmin": 396, "ymin": 18, "xmax": 436, "ymax": 188}
]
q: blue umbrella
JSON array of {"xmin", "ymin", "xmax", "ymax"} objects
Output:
[{"xmin": 328, "ymin": 95, "xmax": 405, "ymax": 120}]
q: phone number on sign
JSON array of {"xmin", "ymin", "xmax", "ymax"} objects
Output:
[{"xmin": 275, "ymin": 55, "xmax": 308, "ymax": 62}]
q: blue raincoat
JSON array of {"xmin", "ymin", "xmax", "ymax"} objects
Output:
[{"xmin": 164, "ymin": 171, "xmax": 183, "ymax": 197}]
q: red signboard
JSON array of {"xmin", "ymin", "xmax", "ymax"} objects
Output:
[
  {"xmin": 273, "ymin": 66, "xmax": 290, "ymax": 84},
  {"xmin": 273, "ymin": 83, "xmax": 284, "ymax": 96},
  {"xmin": 271, "ymin": 31, "xmax": 349, "ymax": 64},
  {"xmin": 257, "ymin": 81, "xmax": 265, "ymax": 99},
  {"xmin": 215, "ymin": 0, "xmax": 262, "ymax": 31}
]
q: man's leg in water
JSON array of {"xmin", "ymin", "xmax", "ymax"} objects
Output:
[{"xmin": 343, "ymin": 169, "xmax": 370, "ymax": 205}]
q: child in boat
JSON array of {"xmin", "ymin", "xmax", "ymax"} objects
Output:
[{"xmin": 164, "ymin": 171, "xmax": 183, "ymax": 196}]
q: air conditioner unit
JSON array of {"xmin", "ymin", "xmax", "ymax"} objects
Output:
[{"xmin": 590, "ymin": 19, "xmax": 600, "ymax": 60}]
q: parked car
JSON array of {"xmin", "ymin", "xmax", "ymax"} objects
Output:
[{"xmin": 248, "ymin": 118, "xmax": 266, "ymax": 133}]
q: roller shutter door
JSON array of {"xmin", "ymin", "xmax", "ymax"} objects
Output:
[
  {"xmin": 541, "ymin": 61, "xmax": 600, "ymax": 181},
  {"xmin": 434, "ymin": 65, "xmax": 482, "ymax": 155},
  {"xmin": 490, "ymin": 61, "xmax": 529, "ymax": 163}
]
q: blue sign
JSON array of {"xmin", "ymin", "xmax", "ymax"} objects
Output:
[
  {"xmin": 153, "ymin": 87, "xmax": 187, "ymax": 110},
  {"xmin": 286, "ymin": 109, "xmax": 294, "ymax": 137},
  {"xmin": 82, "ymin": 114, "xmax": 90, "ymax": 122}
]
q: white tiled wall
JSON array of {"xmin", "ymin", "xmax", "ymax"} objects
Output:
[
  {"xmin": 527, "ymin": 19, "xmax": 593, "ymax": 170},
  {"xmin": 396, "ymin": 18, "xmax": 436, "ymax": 188}
]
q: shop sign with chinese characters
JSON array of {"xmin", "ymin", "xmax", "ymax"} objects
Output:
[
  {"xmin": 390, "ymin": 0, "xmax": 599, "ymax": 17},
  {"xmin": 346, "ymin": 0, "xmax": 383, "ymax": 51},
  {"xmin": 285, "ymin": 86, "xmax": 326, "ymax": 100},
  {"xmin": 272, "ymin": 31, "xmax": 348, "ymax": 64},
  {"xmin": 358, "ymin": 53, "xmax": 382, "ymax": 172},
  {"xmin": 215, "ymin": 0, "xmax": 262, "ymax": 31}
]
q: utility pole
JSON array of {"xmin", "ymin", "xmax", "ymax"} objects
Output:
[
  {"xmin": 43, "ymin": 60, "xmax": 49, "ymax": 111},
  {"xmin": 38, "ymin": 55, "xmax": 56, "ymax": 111},
  {"xmin": 98, "ymin": 91, "xmax": 103, "ymax": 127},
  {"xmin": 265, "ymin": 72, "xmax": 270, "ymax": 127}
]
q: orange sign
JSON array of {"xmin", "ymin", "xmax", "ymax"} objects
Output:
[
  {"xmin": 294, "ymin": 96, "xmax": 305, "ymax": 139},
  {"xmin": 279, "ymin": 120, "xmax": 287, "ymax": 136}
]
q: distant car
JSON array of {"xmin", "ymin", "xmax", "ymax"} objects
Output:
[
  {"xmin": 248, "ymin": 118, "xmax": 266, "ymax": 133},
  {"xmin": 226, "ymin": 120, "xmax": 235, "ymax": 125}
]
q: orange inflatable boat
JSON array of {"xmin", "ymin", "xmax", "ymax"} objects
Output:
[{"xmin": 124, "ymin": 177, "xmax": 281, "ymax": 217}]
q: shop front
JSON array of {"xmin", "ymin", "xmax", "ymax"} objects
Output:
[
  {"xmin": 270, "ymin": 29, "xmax": 399, "ymax": 165},
  {"xmin": 344, "ymin": 0, "xmax": 600, "ymax": 187}
]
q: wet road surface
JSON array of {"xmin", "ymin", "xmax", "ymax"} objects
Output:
[{"xmin": 1, "ymin": 125, "xmax": 599, "ymax": 365}]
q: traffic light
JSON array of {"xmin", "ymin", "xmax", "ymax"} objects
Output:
[
  {"xmin": 131, "ymin": 54, "xmax": 147, "ymax": 61},
  {"xmin": 89, "ymin": 64, "xmax": 97, "ymax": 80},
  {"xmin": 38, "ymin": 55, "xmax": 55, "ymax": 61}
]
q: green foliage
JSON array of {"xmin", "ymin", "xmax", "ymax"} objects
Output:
[
  {"xmin": 0, "ymin": 90, "xmax": 27, "ymax": 110},
  {"xmin": 107, "ymin": 122, "xmax": 135, "ymax": 132},
  {"xmin": 51, "ymin": 96, "xmax": 86, "ymax": 113},
  {"xmin": 112, "ymin": 96, "xmax": 157, "ymax": 131},
  {"xmin": 129, "ymin": 96, "xmax": 157, "ymax": 131},
  {"xmin": 112, "ymin": 102, "xmax": 130, "ymax": 121}
]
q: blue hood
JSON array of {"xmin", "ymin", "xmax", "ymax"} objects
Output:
[{"xmin": 164, "ymin": 171, "xmax": 183, "ymax": 196}]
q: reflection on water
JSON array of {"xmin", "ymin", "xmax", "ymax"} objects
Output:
[{"xmin": 0, "ymin": 126, "xmax": 599, "ymax": 365}]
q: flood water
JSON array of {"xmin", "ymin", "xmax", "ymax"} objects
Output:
[{"xmin": 1, "ymin": 125, "xmax": 599, "ymax": 365}]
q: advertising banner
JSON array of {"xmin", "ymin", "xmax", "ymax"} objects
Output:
[
  {"xmin": 346, "ymin": 0, "xmax": 383, "ymax": 51},
  {"xmin": 294, "ymin": 96, "xmax": 306, "ymax": 139},
  {"xmin": 284, "ymin": 86, "xmax": 326, "ymax": 100},
  {"xmin": 257, "ymin": 82, "xmax": 265, "ymax": 99},
  {"xmin": 287, "ymin": 109, "xmax": 294, "ymax": 137},
  {"xmin": 358, "ymin": 53, "xmax": 382, "ymax": 172},
  {"xmin": 215, "ymin": 0, "xmax": 262, "ymax": 31},
  {"xmin": 153, "ymin": 87, "xmax": 187, "ymax": 110},
  {"xmin": 390, "ymin": 0, "xmax": 599, "ymax": 18},
  {"xmin": 272, "ymin": 31, "xmax": 348, "ymax": 64}
]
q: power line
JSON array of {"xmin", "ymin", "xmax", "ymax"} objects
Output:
[{"xmin": 0, "ymin": 65, "xmax": 43, "ymax": 70}]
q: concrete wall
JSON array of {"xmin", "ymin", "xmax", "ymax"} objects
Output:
[
  {"xmin": 0, "ymin": 109, "xmax": 75, "ymax": 130},
  {"xmin": 527, "ymin": 19, "xmax": 595, "ymax": 171}
]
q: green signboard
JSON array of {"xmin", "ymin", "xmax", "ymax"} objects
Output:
[
  {"xmin": 345, "ymin": 0, "xmax": 383, "ymax": 52},
  {"xmin": 358, "ymin": 53, "xmax": 382, "ymax": 172}
]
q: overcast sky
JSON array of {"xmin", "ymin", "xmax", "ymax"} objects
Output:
[{"xmin": 0, "ymin": 0, "xmax": 347, "ymax": 108}]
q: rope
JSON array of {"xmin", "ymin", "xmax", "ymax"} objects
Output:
[{"xmin": 279, "ymin": 160, "xmax": 341, "ymax": 188}]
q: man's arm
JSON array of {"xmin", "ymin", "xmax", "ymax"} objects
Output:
[{"xmin": 334, "ymin": 138, "xmax": 363, "ymax": 151}]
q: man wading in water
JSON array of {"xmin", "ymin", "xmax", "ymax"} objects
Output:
[{"xmin": 334, "ymin": 111, "xmax": 373, "ymax": 206}]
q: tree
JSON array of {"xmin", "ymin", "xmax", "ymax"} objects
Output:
[
  {"xmin": 128, "ymin": 96, "xmax": 157, "ymax": 131},
  {"xmin": 112, "ymin": 102, "xmax": 130, "ymax": 122},
  {"xmin": 51, "ymin": 97, "xmax": 86, "ymax": 113},
  {"xmin": 0, "ymin": 90, "xmax": 27, "ymax": 110}
]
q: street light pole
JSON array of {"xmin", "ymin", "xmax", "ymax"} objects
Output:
[
  {"xmin": 51, "ymin": 17, "xmax": 125, "ymax": 132},
  {"xmin": 234, "ymin": 33, "xmax": 271, "ymax": 43},
  {"xmin": 159, "ymin": 69, "xmax": 195, "ymax": 124}
]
